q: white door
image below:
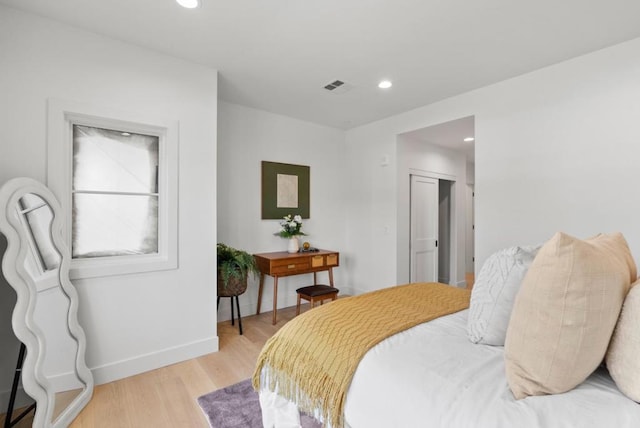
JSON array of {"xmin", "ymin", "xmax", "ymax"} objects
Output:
[{"xmin": 410, "ymin": 175, "xmax": 439, "ymax": 282}]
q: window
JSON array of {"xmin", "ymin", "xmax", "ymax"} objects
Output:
[
  {"xmin": 72, "ymin": 125, "xmax": 159, "ymax": 258},
  {"xmin": 47, "ymin": 99, "xmax": 178, "ymax": 279}
]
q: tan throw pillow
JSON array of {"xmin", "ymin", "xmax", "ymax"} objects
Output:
[
  {"xmin": 504, "ymin": 232, "xmax": 636, "ymax": 399},
  {"xmin": 606, "ymin": 281, "xmax": 640, "ymax": 402}
]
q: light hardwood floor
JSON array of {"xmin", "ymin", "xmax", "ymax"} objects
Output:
[{"xmin": 1, "ymin": 304, "xmax": 305, "ymax": 428}]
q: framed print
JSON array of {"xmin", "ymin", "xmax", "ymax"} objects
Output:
[{"xmin": 261, "ymin": 161, "xmax": 310, "ymax": 219}]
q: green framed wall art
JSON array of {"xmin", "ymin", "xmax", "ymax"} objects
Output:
[{"xmin": 261, "ymin": 161, "xmax": 310, "ymax": 219}]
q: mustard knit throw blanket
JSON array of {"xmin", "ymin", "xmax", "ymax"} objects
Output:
[{"xmin": 252, "ymin": 282, "xmax": 471, "ymax": 428}]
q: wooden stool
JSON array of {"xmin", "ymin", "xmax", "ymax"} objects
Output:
[{"xmin": 296, "ymin": 284, "xmax": 339, "ymax": 315}]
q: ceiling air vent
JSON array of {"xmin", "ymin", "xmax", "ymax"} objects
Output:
[
  {"xmin": 323, "ymin": 79, "xmax": 353, "ymax": 94},
  {"xmin": 324, "ymin": 80, "xmax": 344, "ymax": 90}
]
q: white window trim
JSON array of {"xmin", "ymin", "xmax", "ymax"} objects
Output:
[{"xmin": 47, "ymin": 98, "xmax": 178, "ymax": 279}]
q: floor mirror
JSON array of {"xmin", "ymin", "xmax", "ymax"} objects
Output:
[{"xmin": 0, "ymin": 177, "xmax": 93, "ymax": 427}]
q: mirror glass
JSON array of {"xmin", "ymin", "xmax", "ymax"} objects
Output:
[
  {"xmin": 0, "ymin": 178, "xmax": 93, "ymax": 427},
  {"xmin": 18, "ymin": 193, "xmax": 87, "ymax": 424},
  {"xmin": 19, "ymin": 193, "xmax": 61, "ymax": 272}
]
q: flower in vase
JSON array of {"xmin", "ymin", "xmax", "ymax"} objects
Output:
[{"xmin": 274, "ymin": 214, "xmax": 306, "ymax": 238}]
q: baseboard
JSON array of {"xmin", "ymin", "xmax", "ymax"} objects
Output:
[
  {"xmin": 456, "ymin": 280, "xmax": 468, "ymax": 288},
  {"xmin": 217, "ymin": 299, "xmax": 258, "ymax": 322},
  {"xmin": 91, "ymin": 335, "xmax": 219, "ymax": 385},
  {"xmin": 344, "ymin": 285, "xmax": 365, "ymax": 296},
  {"xmin": 0, "ymin": 386, "xmax": 34, "ymax": 418},
  {"xmin": 0, "ymin": 338, "xmax": 219, "ymax": 410}
]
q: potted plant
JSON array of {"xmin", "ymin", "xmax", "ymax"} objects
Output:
[{"xmin": 217, "ymin": 243, "xmax": 259, "ymax": 297}]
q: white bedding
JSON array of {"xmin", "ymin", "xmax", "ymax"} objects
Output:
[{"xmin": 260, "ymin": 309, "xmax": 640, "ymax": 428}]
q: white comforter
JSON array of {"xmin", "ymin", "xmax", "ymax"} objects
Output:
[{"xmin": 260, "ymin": 310, "xmax": 640, "ymax": 428}]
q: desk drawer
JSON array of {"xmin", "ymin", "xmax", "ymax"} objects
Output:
[
  {"xmin": 326, "ymin": 253, "xmax": 338, "ymax": 266},
  {"xmin": 271, "ymin": 258, "xmax": 311, "ymax": 275},
  {"xmin": 311, "ymin": 255, "xmax": 324, "ymax": 268}
]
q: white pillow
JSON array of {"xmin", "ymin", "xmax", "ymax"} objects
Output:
[
  {"xmin": 606, "ymin": 281, "xmax": 640, "ymax": 402},
  {"xmin": 467, "ymin": 245, "xmax": 540, "ymax": 346}
]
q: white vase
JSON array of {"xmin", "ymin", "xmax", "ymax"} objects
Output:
[{"xmin": 287, "ymin": 236, "xmax": 299, "ymax": 253}]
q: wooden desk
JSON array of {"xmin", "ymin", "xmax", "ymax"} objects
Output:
[{"xmin": 254, "ymin": 250, "xmax": 339, "ymax": 324}]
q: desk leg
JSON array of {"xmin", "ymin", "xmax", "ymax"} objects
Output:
[
  {"xmin": 313, "ymin": 272, "xmax": 317, "ymax": 285},
  {"xmin": 272, "ymin": 276, "xmax": 279, "ymax": 325},
  {"xmin": 328, "ymin": 268, "xmax": 334, "ymax": 287},
  {"xmin": 257, "ymin": 273, "xmax": 265, "ymax": 315}
]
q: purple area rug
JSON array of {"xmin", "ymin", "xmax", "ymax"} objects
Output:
[{"xmin": 197, "ymin": 379, "xmax": 322, "ymax": 428}]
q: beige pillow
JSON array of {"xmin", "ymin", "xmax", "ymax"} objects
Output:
[
  {"xmin": 504, "ymin": 232, "xmax": 636, "ymax": 399},
  {"xmin": 606, "ymin": 281, "xmax": 640, "ymax": 402}
]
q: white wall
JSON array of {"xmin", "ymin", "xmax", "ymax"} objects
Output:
[
  {"xmin": 217, "ymin": 102, "xmax": 347, "ymax": 321},
  {"xmin": 345, "ymin": 36, "xmax": 640, "ymax": 294},
  {"xmin": 396, "ymin": 138, "xmax": 469, "ymax": 286},
  {"xmin": 0, "ymin": 6, "xmax": 218, "ymax": 408},
  {"xmin": 466, "ymin": 162, "xmax": 476, "ymax": 185}
]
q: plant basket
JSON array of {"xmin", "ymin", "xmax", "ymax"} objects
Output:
[{"xmin": 217, "ymin": 269, "xmax": 248, "ymax": 297}]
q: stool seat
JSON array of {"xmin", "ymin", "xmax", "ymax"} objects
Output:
[
  {"xmin": 296, "ymin": 284, "xmax": 339, "ymax": 296},
  {"xmin": 296, "ymin": 284, "xmax": 339, "ymax": 315}
]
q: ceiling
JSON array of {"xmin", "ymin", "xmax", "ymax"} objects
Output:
[
  {"xmin": 402, "ymin": 116, "xmax": 475, "ymax": 161},
  {"xmin": 3, "ymin": 0, "xmax": 640, "ymax": 131}
]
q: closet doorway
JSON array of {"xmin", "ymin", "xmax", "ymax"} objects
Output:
[{"xmin": 397, "ymin": 114, "xmax": 475, "ymax": 287}]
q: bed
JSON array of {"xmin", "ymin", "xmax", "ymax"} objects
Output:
[{"xmin": 253, "ymin": 233, "xmax": 640, "ymax": 428}]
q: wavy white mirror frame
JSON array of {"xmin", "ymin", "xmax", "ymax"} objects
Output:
[{"xmin": 0, "ymin": 177, "xmax": 93, "ymax": 427}]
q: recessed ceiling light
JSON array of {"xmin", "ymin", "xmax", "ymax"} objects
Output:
[
  {"xmin": 378, "ymin": 80, "xmax": 392, "ymax": 89},
  {"xmin": 176, "ymin": 0, "xmax": 199, "ymax": 9},
  {"xmin": 121, "ymin": 132, "xmax": 131, "ymax": 137},
  {"xmin": 463, "ymin": 137, "xmax": 475, "ymax": 142}
]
